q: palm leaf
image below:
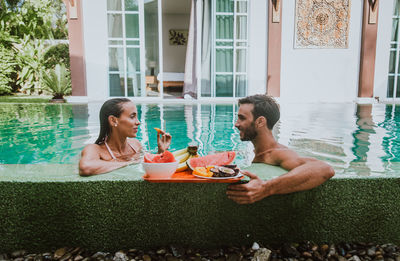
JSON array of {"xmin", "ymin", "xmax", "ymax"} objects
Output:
[{"xmin": 42, "ymin": 64, "xmax": 71, "ymax": 99}]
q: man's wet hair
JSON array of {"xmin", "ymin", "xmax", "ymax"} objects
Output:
[{"xmin": 238, "ymin": 94, "xmax": 280, "ymax": 130}]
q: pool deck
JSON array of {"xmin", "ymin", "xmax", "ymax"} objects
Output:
[{"xmin": 1, "ymin": 163, "xmax": 400, "ymax": 252}]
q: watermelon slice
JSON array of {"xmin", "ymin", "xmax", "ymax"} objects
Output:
[
  {"xmin": 187, "ymin": 151, "xmax": 236, "ymax": 170},
  {"xmin": 144, "ymin": 151, "xmax": 176, "ymax": 163}
]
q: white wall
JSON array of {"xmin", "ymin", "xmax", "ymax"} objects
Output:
[
  {"xmin": 247, "ymin": 0, "xmax": 268, "ymax": 96},
  {"xmin": 280, "ymin": 1, "xmax": 363, "ymax": 102},
  {"xmin": 162, "ymin": 14, "xmax": 190, "ymax": 72},
  {"xmin": 374, "ymin": 0, "xmax": 396, "ymax": 101},
  {"xmin": 82, "ymin": 0, "xmax": 109, "ymax": 101}
]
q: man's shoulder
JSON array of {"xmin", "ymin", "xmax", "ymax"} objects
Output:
[{"xmin": 269, "ymin": 145, "xmax": 299, "ymax": 162}]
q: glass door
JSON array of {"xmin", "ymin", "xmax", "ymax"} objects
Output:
[
  {"xmin": 107, "ymin": 0, "xmax": 144, "ymax": 97},
  {"xmin": 210, "ymin": 0, "xmax": 249, "ymax": 98},
  {"xmin": 388, "ymin": 0, "xmax": 400, "ymax": 98},
  {"xmin": 107, "ymin": 0, "xmax": 163, "ymax": 97}
]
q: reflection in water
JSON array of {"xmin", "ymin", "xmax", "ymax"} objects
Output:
[
  {"xmin": 1, "ymin": 103, "xmax": 400, "ymax": 176},
  {"xmin": 0, "ymin": 104, "xmax": 89, "ymax": 164},
  {"xmin": 381, "ymin": 105, "xmax": 400, "ymax": 163}
]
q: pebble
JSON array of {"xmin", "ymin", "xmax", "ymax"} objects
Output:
[
  {"xmin": 11, "ymin": 250, "xmax": 26, "ymax": 258},
  {"xmin": 156, "ymin": 248, "xmax": 166, "ymax": 255},
  {"xmin": 252, "ymin": 242, "xmax": 260, "ymax": 251},
  {"xmin": 2, "ymin": 242, "xmax": 400, "ymax": 261},
  {"xmin": 74, "ymin": 255, "xmax": 83, "ymax": 261},
  {"xmin": 367, "ymin": 246, "xmax": 376, "ymax": 256},
  {"xmin": 113, "ymin": 251, "xmax": 128, "ymax": 261},
  {"xmin": 54, "ymin": 248, "xmax": 67, "ymax": 259},
  {"xmin": 251, "ymin": 248, "xmax": 271, "ymax": 261},
  {"xmin": 349, "ymin": 255, "xmax": 361, "ymax": 261}
]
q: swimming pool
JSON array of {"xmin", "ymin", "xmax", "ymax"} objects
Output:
[{"xmin": 0, "ymin": 102, "xmax": 399, "ymax": 176}]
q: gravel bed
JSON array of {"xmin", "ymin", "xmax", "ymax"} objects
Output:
[{"xmin": 1, "ymin": 242, "xmax": 400, "ymax": 261}]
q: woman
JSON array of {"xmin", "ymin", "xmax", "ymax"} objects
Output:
[{"xmin": 79, "ymin": 98, "xmax": 171, "ymax": 176}]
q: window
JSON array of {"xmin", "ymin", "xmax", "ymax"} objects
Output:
[
  {"xmin": 388, "ymin": 0, "xmax": 400, "ymax": 98},
  {"xmin": 107, "ymin": 0, "xmax": 143, "ymax": 97},
  {"xmin": 211, "ymin": 0, "xmax": 249, "ymax": 98}
]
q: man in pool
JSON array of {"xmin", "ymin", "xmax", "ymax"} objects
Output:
[
  {"xmin": 226, "ymin": 95, "xmax": 335, "ymax": 204},
  {"xmin": 79, "ymin": 98, "xmax": 171, "ymax": 176}
]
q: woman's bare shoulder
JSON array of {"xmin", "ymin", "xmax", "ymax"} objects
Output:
[
  {"xmin": 128, "ymin": 138, "xmax": 142, "ymax": 150},
  {"xmin": 82, "ymin": 143, "xmax": 103, "ymax": 155}
]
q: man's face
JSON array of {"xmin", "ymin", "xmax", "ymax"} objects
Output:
[{"xmin": 235, "ymin": 103, "xmax": 258, "ymax": 141}]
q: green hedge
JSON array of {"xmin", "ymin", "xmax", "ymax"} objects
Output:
[{"xmin": 44, "ymin": 43, "xmax": 70, "ymax": 70}]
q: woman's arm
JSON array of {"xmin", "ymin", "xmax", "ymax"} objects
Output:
[{"xmin": 79, "ymin": 144, "xmax": 133, "ymax": 176}]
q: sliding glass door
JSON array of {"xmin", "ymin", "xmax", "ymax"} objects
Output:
[
  {"xmin": 107, "ymin": 0, "xmax": 162, "ymax": 97},
  {"xmin": 211, "ymin": 0, "xmax": 249, "ymax": 98},
  {"xmin": 106, "ymin": 0, "xmax": 248, "ymax": 99}
]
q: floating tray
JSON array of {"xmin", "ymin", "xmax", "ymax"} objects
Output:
[{"xmin": 143, "ymin": 170, "xmax": 244, "ymax": 183}]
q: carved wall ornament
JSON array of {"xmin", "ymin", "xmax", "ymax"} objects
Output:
[{"xmin": 295, "ymin": 0, "xmax": 351, "ymax": 49}]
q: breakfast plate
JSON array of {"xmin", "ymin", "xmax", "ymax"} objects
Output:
[{"xmin": 192, "ymin": 173, "xmax": 243, "ymax": 180}]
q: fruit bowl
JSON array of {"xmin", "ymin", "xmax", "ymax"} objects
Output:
[{"xmin": 142, "ymin": 161, "xmax": 178, "ymax": 178}]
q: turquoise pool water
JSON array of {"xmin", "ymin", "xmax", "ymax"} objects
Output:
[{"xmin": 0, "ymin": 102, "xmax": 399, "ymax": 176}]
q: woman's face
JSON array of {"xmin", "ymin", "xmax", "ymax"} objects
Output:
[{"xmin": 115, "ymin": 102, "xmax": 141, "ymax": 137}]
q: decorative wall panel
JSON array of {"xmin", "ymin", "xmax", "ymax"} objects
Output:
[{"xmin": 295, "ymin": 0, "xmax": 351, "ymax": 48}]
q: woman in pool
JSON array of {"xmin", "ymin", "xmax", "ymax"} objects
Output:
[{"xmin": 79, "ymin": 98, "xmax": 171, "ymax": 176}]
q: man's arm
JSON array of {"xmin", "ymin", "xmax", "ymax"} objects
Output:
[
  {"xmin": 79, "ymin": 144, "xmax": 133, "ymax": 176},
  {"xmin": 226, "ymin": 149, "xmax": 334, "ymax": 204}
]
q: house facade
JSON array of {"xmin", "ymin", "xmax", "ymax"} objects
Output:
[{"xmin": 65, "ymin": 0, "xmax": 399, "ymax": 102}]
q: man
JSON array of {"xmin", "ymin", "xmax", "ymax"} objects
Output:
[{"xmin": 227, "ymin": 95, "xmax": 335, "ymax": 204}]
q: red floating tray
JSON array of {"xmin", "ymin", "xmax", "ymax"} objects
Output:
[{"xmin": 143, "ymin": 170, "xmax": 244, "ymax": 183}]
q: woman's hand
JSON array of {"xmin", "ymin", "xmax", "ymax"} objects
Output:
[{"xmin": 157, "ymin": 129, "xmax": 172, "ymax": 153}]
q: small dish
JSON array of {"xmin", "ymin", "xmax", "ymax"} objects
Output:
[{"xmin": 142, "ymin": 161, "xmax": 178, "ymax": 178}]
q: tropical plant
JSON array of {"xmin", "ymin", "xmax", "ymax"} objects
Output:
[
  {"xmin": 14, "ymin": 37, "xmax": 48, "ymax": 94},
  {"xmin": 42, "ymin": 64, "xmax": 71, "ymax": 99},
  {"xmin": 0, "ymin": 45, "xmax": 17, "ymax": 95}
]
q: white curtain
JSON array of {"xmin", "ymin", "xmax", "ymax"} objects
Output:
[
  {"xmin": 183, "ymin": 0, "xmax": 212, "ymax": 99},
  {"xmin": 183, "ymin": 0, "xmax": 198, "ymax": 98}
]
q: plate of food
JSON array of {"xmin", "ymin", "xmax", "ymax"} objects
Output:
[{"xmin": 192, "ymin": 165, "xmax": 243, "ymax": 179}]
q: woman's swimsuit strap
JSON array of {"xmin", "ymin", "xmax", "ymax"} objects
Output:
[{"xmin": 104, "ymin": 140, "xmax": 137, "ymax": 160}]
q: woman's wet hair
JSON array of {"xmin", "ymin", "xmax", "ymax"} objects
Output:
[
  {"xmin": 95, "ymin": 98, "xmax": 131, "ymax": 144},
  {"xmin": 238, "ymin": 94, "xmax": 280, "ymax": 130}
]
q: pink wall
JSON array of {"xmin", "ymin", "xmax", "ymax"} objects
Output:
[{"xmin": 64, "ymin": 0, "xmax": 87, "ymax": 96}]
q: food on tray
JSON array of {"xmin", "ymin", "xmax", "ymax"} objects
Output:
[
  {"xmin": 193, "ymin": 167, "xmax": 213, "ymax": 177},
  {"xmin": 144, "ymin": 150, "xmax": 176, "ymax": 163},
  {"xmin": 187, "ymin": 151, "xmax": 236, "ymax": 170},
  {"xmin": 173, "ymin": 144, "xmax": 199, "ymax": 172},
  {"xmin": 193, "ymin": 165, "xmax": 239, "ymax": 178}
]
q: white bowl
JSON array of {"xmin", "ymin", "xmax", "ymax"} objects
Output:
[{"xmin": 142, "ymin": 161, "xmax": 178, "ymax": 178}]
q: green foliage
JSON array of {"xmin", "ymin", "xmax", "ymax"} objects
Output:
[
  {"xmin": 0, "ymin": 0, "xmax": 68, "ymax": 95},
  {"xmin": 15, "ymin": 38, "xmax": 48, "ymax": 94},
  {"xmin": 42, "ymin": 64, "xmax": 71, "ymax": 99},
  {"xmin": 44, "ymin": 43, "xmax": 70, "ymax": 69},
  {"xmin": 0, "ymin": 45, "xmax": 16, "ymax": 95}
]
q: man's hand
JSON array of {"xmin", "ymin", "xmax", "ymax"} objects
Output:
[{"xmin": 226, "ymin": 170, "xmax": 270, "ymax": 204}]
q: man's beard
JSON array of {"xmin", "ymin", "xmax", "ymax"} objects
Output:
[{"xmin": 239, "ymin": 122, "xmax": 257, "ymax": 141}]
